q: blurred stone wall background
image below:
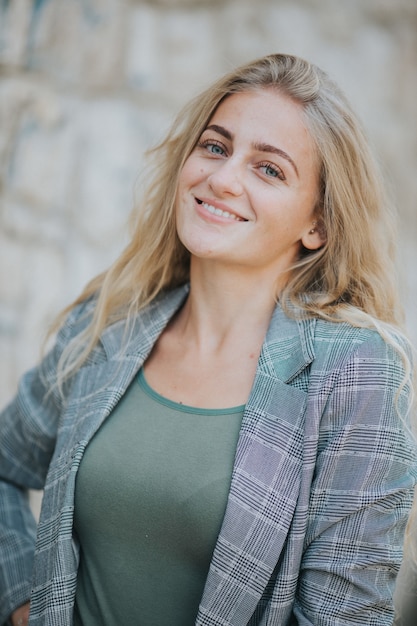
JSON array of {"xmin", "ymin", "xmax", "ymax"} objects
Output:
[
  {"xmin": 0, "ymin": 0, "xmax": 416, "ymax": 615},
  {"xmin": 1, "ymin": 0, "xmax": 416, "ymax": 403}
]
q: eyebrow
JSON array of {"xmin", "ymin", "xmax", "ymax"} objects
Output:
[{"xmin": 205, "ymin": 124, "xmax": 299, "ymax": 177}]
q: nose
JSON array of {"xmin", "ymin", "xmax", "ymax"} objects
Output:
[{"xmin": 207, "ymin": 158, "xmax": 244, "ymax": 197}]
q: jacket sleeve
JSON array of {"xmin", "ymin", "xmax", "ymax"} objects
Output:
[
  {"xmin": 294, "ymin": 331, "xmax": 417, "ymax": 625},
  {"xmin": 0, "ymin": 301, "xmax": 91, "ymax": 624}
]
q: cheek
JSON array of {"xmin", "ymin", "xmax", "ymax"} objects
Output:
[
  {"xmin": 178, "ymin": 156, "xmax": 209, "ymax": 189},
  {"xmin": 179, "ymin": 157, "xmax": 197, "ymax": 182}
]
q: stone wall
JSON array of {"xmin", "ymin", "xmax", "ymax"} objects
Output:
[
  {"xmin": 1, "ymin": 0, "xmax": 416, "ymax": 405},
  {"xmin": 1, "ymin": 0, "xmax": 417, "ymax": 613}
]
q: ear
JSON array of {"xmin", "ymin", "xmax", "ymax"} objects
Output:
[{"xmin": 301, "ymin": 220, "xmax": 327, "ymax": 251}]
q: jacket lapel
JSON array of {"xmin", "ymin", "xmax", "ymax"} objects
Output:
[
  {"xmin": 198, "ymin": 307, "xmax": 316, "ymax": 624},
  {"xmin": 61, "ymin": 286, "xmax": 190, "ymax": 453},
  {"xmin": 39, "ymin": 287, "xmax": 191, "ymax": 612}
]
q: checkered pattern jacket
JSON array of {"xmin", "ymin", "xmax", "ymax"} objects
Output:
[{"xmin": 1, "ymin": 285, "xmax": 416, "ymax": 625}]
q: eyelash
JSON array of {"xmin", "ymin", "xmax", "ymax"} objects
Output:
[
  {"xmin": 259, "ymin": 162, "xmax": 286, "ymax": 181},
  {"xmin": 198, "ymin": 139, "xmax": 227, "ymax": 156},
  {"xmin": 197, "ymin": 139, "xmax": 286, "ymax": 182}
]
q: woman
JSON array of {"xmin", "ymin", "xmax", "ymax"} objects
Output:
[{"xmin": 1, "ymin": 53, "xmax": 416, "ymax": 626}]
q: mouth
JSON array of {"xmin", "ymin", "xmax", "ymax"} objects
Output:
[{"xmin": 195, "ymin": 198, "xmax": 247, "ymax": 222}]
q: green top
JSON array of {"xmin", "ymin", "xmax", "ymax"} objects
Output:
[{"xmin": 73, "ymin": 368, "xmax": 244, "ymax": 626}]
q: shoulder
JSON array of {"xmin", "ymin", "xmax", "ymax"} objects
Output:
[
  {"xmin": 54, "ymin": 296, "xmax": 97, "ymax": 344},
  {"xmin": 271, "ymin": 302, "xmax": 411, "ymax": 365},
  {"xmin": 308, "ymin": 318, "xmax": 414, "ymax": 427},
  {"xmin": 311, "ymin": 316, "xmax": 412, "ymax": 374},
  {"xmin": 46, "ymin": 284, "xmax": 190, "ymax": 369},
  {"xmin": 265, "ymin": 304, "xmax": 411, "ymax": 386}
]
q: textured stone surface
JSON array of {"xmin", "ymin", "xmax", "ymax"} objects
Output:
[
  {"xmin": 0, "ymin": 0, "xmax": 416, "ymax": 587},
  {"xmin": 1, "ymin": 2, "xmax": 416, "ymax": 394}
]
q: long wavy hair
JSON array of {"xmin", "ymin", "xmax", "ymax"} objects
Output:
[{"xmin": 53, "ymin": 53, "xmax": 409, "ymax": 381}]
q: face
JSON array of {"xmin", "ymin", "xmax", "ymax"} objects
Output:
[{"xmin": 175, "ymin": 89, "xmax": 324, "ymax": 284}]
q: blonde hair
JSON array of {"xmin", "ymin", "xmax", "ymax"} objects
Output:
[{"xmin": 53, "ymin": 53, "xmax": 408, "ymax": 380}]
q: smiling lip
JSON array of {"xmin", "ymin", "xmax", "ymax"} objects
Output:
[{"xmin": 195, "ymin": 197, "xmax": 247, "ymax": 222}]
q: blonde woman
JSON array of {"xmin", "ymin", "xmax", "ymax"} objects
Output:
[{"xmin": 1, "ymin": 54, "xmax": 416, "ymax": 626}]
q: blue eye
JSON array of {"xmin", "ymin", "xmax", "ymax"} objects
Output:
[
  {"xmin": 259, "ymin": 162, "xmax": 285, "ymax": 181},
  {"xmin": 264, "ymin": 164, "xmax": 278, "ymax": 177},
  {"xmin": 208, "ymin": 143, "xmax": 225, "ymax": 155},
  {"xmin": 198, "ymin": 139, "xmax": 227, "ymax": 156}
]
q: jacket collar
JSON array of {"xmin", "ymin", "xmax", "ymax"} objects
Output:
[
  {"xmin": 100, "ymin": 286, "xmax": 315, "ymax": 380},
  {"xmin": 258, "ymin": 302, "xmax": 316, "ymax": 382},
  {"xmin": 99, "ymin": 284, "xmax": 190, "ymax": 361}
]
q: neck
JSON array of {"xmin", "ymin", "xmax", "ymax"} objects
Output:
[{"xmin": 176, "ymin": 259, "xmax": 283, "ymax": 352}]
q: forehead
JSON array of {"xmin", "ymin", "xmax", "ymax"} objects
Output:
[{"xmin": 213, "ymin": 87, "xmax": 300, "ymax": 116}]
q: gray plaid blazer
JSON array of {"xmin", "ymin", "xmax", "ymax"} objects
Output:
[{"xmin": 1, "ymin": 285, "xmax": 416, "ymax": 625}]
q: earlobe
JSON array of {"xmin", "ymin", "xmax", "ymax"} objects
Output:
[{"xmin": 302, "ymin": 220, "xmax": 327, "ymax": 250}]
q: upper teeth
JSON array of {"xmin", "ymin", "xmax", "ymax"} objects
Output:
[{"xmin": 201, "ymin": 201, "xmax": 243, "ymax": 221}]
